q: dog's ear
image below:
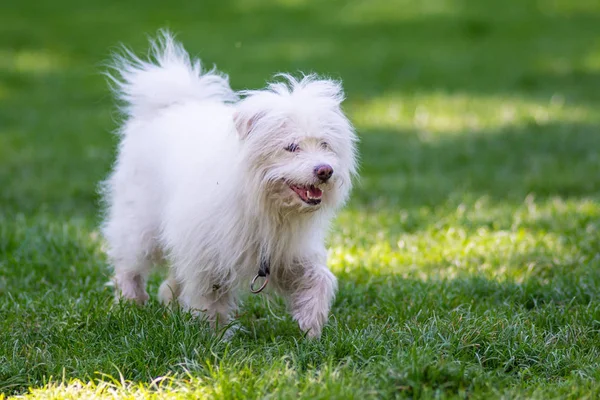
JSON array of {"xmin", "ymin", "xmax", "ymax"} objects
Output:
[{"xmin": 233, "ymin": 111, "xmax": 263, "ymax": 139}]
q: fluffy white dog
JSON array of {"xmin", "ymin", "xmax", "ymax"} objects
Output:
[{"xmin": 101, "ymin": 32, "xmax": 358, "ymax": 338}]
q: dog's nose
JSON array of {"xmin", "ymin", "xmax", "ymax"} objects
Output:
[{"xmin": 314, "ymin": 164, "xmax": 333, "ymax": 181}]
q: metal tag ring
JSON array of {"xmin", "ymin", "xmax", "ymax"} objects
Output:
[{"xmin": 250, "ymin": 273, "xmax": 269, "ymax": 294}]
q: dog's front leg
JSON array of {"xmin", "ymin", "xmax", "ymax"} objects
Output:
[{"xmin": 284, "ymin": 260, "xmax": 337, "ymax": 339}]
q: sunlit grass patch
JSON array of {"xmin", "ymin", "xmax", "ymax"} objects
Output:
[
  {"xmin": 348, "ymin": 92, "xmax": 597, "ymax": 133},
  {"xmin": 19, "ymin": 376, "xmax": 222, "ymax": 399},
  {"xmin": 331, "ymin": 197, "xmax": 599, "ymax": 282},
  {"xmin": 0, "ymin": 49, "xmax": 67, "ymax": 74}
]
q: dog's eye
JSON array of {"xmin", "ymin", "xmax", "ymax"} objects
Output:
[
  {"xmin": 320, "ymin": 141, "xmax": 330, "ymax": 150},
  {"xmin": 285, "ymin": 143, "xmax": 299, "ymax": 152}
]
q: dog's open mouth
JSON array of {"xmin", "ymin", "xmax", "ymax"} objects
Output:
[{"xmin": 290, "ymin": 184, "xmax": 322, "ymax": 205}]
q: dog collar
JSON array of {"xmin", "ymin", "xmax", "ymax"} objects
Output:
[{"xmin": 250, "ymin": 255, "xmax": 270, "ymax": 294}]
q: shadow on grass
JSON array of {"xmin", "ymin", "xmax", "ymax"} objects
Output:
[
  {"xmin": 1, "ymin": 0, "xmax": 600, "ymax": 100},
  {"xmin": 353, "ymin": 120, "xmax": 600, "ymax": 209}
]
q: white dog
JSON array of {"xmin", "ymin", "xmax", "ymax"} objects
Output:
[{"xmin": 101, "ymin": 32, "xmax": 357, "ymax": 338}]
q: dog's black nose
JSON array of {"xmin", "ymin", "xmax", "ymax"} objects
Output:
[{"xmin": 314, "ymin": 164, "xmax": 333, "ymax": 181}]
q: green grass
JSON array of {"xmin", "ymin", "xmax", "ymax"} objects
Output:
[{"xmin": 2, "ymin": 0, "xmax": 600, "ymax": 398}]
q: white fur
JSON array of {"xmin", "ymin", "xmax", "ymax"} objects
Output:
[{"xmin": 101, "ymin": 32, "xmax": 358, "ymax": 338}]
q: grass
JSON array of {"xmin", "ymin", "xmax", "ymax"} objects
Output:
[{"xmin": 1, "ymin": 0, "xmax": 600, "ymax": 398}]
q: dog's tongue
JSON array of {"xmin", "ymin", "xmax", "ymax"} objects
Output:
[{"xmin": 309, "ymin": 186, "xmax": 322, "ymax": 197}]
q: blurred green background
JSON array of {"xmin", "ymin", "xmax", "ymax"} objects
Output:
[{"xmin": 1, "ymin": 0, "xmax": 600, "ymax": 398}]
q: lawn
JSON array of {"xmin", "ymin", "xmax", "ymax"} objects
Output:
[{"xmin": 1, "ymin": 0, "xmax": 600, "ymax": 398}]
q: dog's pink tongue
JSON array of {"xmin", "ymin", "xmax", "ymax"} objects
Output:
[{"xmin": 309, "ymin": 186, "xmax": 322, "ymax": 197}]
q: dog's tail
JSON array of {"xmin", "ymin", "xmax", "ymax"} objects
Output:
[{"xmin": 107, "ymin": 30, "xmax": 237, "ymax": 119}]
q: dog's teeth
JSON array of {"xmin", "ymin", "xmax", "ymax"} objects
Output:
[{"xmin": 306, "ymin": 190, "xmax": 322, "ymax": 201}]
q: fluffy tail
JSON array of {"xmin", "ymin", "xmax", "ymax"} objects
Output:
[{"xmin": 107, "ymin": 30, "xmax": 237, "ymax": 119}]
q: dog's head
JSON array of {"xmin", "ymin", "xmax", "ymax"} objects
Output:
[{"xmin": 234, "ymin": 74, "xmax": 358, "ymax": 214}]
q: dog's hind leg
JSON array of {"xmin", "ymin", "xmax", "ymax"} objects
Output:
[
  {"xmin": 107, "ymin": 231, "xmax": 155, "ymax": 305},
  {"xmin": 103, "ymin": 194, "xmax": 159, "ymax": 305}
]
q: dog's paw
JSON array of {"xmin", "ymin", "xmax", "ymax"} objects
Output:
[
  {"xmin": 115, "ymin": 288, "xmax": 149, "ymax": 305},
  {"xmin": 304, "ymin": 326, "xmax": 322, "ymax": 339},
  {"xmin": 114, "ymin": 274, "xmax": 149, "ymax": 305},
  {"xmin": 297, "ymin": 319, "xmax": 323, "ymax": 339},
  {"xmin": 294, "ymin": 307, "xmax": 327, "ymax": 339}
]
